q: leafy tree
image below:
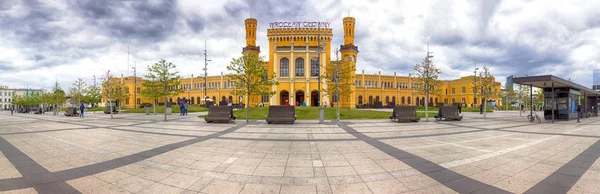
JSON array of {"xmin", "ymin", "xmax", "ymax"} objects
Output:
[
  {"xmin": 86, "ymin": 85, "xmax": 102, "ymax": 111},
  {"xmin": 479, "ymin": 66, "xmax": 499, "ymax": 118},
  {"xmin": 515, "ymin": 84, "xmax": 530, "ymax": 116},
  {"xmin": 144, "ymin": 59, "xmax": 183, "ymax": 121},
  {"xmin": 69, "ymin": 78, "xmax": 87, "ymax": 106},
  {"xmin": 50, "ymin": 81, "xmax": 67, "ymax": 114},
  {"xmin": 226, "ymin": 55, "xmax": 278, "ymax": 123},
  {"xmin": 112, "ymin": 79, "xmax": 130, "ymax": 111},
  {"xmin": 102, "ymin": 70, "xmax": 117, "ymax": 118},
  {"xmin": 141, "ymin": 80, "xmax": 162, "ymax": 115},
  {"xmin": 412, "ymin": 52, "xmax": 442, "ymax": 121},
  {"xmin": 324, "ymin": 50, "xmax": 356, "ymax": 121}
]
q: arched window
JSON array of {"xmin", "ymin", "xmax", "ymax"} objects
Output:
[
  {"xmin": 295, "ymin": 58, "xmax": 304, "ymax": 76},
  {"xmin": 358, "ymin": 96, "xmax": 363, "ymax": 105},
  {"xmin": 375, "ymin": 96, "xmax": 380, "ymax": 103},
  {"xmin": 368, "ymin": 96, "xmax": 373, "ymax": 104},
  {"xmin": 197, "ymin": 97, "xmax": 200, "ymax": 105},
  {"xmin": 401, "ymin": 97, "xmax": 405, "ymax": 105},
  {"xmin": 416, "ymin": 97, "xmax": 419, "ymax": 106},
  {"xmin": 407, "ymin": 97, "xmax": 411, "ymax": 105},
  {"xmin": 311, "ymin": 58, "xmax": 319, "ymax": 76},
  {"xmin": 280, "ymin": 58, "xmax": 289, "ymax": 77},
  {"xmin": 385, "ymin": 96, "xmax": 390, "ymax": 103},
  {"xmin": 392, "ymin": 96, "xmax": 396, "ymax": 105}
]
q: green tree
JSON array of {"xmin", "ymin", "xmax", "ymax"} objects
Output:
[
  {"xmin": 515, "ymin": 84, "xmax": 529, "ymax": 116},
  {"xmin": 324, "ymin": 50, "xmax": 356, "ymax": 121},
  {"xmin": 145, "ymin": 59, "xmax": 183, "ymax": 121},
  {"xmin": 226, "ymin": 55, "xmax": 278, "ymax": 123},
  {"xmin": 141, "ymin": 80, "xmax": 162, "ymax": 115},
  {"xmin": 86, "ymin": 85, "xmax": 102, "ymax": 111},
  {"xmin": 113, "ymin": 79, "xmax": 130, "ymax": 111},
  {"xmin": 102, "ymin": 70, "xmax": 117, "ymax": 118},
  {"xmin": 69, "ymin": 78, "xmax": 87, "ymax": 106},
  {"xmin": 479, "ymin": 66, "xmax": 499, "ymax": 118},
  {"xmin": 412, "ymin": 52, "xmax": 442, "ymax": 121}
]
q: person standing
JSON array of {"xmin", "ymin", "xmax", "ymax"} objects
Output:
[
  {"xmin": 179, "ymin": 102, "xmax": 185, "ymax": 116},
  {"xmin": 79, "ymin": 103, "xmax": 85, "ymax": 118},
  {"xmin": 577, "ymin": 105, "xmax": 582, "ymax": 123},
  {"xmin": 458, "ymin": 103, "xmax": 462, "ymax": 114},
  {"xmin": 479, "ymin": 103, "xmax": 483, "ymax": 114},
  {"xmin": 10, "ymin": 105, "xmax": 14, "ymax": 115},
  {"xmin": 184, "ymin": 101, "xmax": 189, "ymax": 116}
]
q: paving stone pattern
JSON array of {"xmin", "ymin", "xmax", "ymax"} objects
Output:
[{"xmin": 0, "ymin": 111, "xmax": 599, "ymax": 194}]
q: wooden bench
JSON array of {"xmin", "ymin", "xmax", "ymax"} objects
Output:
[
  {"xmin": 266, "ymin": 106, "xmax": 296, "ymax": 124},
  {"xmin": 389, "ymin": 106, "xmax": 420, "ymax": 122},
  {"xmin": 205, "ymin": 106, "xmax": 235, "ymax": 123},
  {"xmin": 434, "ymin": 106, "xmax": 463, "ymax": 121},
  {"xmin": 64, "ymin": 107, "xmax": 79, "ymax": 117},
  {"xmin": 104, "ymin": 106, "xmax": 118, "ymax": 114}
]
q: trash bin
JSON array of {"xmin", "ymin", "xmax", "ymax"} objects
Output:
[{"xmin": 145, "ymin": 106, "xmax": 150, "ymax": 115}]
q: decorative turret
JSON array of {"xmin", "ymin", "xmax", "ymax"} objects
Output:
[
  {"xmin": 243, "ymin": 18, "xmax": 260, "ymax": 56},
  {"xmin": 343, "ymin": 17, "xmax": 355, "ymax": 45}
]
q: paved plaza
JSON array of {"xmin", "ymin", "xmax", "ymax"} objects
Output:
[{"xmin": 0, "ymin": 111, "xmax": 599, "ymax": 194}]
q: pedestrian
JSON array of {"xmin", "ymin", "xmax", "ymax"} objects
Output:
[
  {"xmin": 179, "ymin": 102, "xmax": 184, "ymax": 116},
  {"xmin": 79, "ymin": 103, "xmax": 85, "ymax": 118},
  {"xmin": 458, "ymin": 103, "xmax": 462, "ymax": 114},
  {"xmin": 10, "ymin": 105, "xmax": 14, "ymax": 115},
  {"xmin": 479, "ymin": 103, "xmax": 483, "ymax": 114},
  {"xmin": 521, "ymin": 104, "xmax": 524, "ymax": 113},
  {"xmin": 184, "ymin": 101, "xmax": 189, "ymax": 116},
  {"xmin": 577, "ymin": 105, "xmax": 582, "ymax": 123}
]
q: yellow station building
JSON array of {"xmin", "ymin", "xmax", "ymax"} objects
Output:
[{"xmin": 107, "ymin": 17, "xmax": 502, "ymax": 109}]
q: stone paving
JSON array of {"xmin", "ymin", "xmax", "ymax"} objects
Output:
[{"xmin": 0, "ymin": 110, "xmax": 599, "ymax": 194}]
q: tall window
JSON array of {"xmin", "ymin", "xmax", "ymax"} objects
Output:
[
  {"xmin": 261, "ymin": 94, "xmax": 269, "ymax": 103},
  {"xmin": 310, "ymin": 58, "xmax": 319, "ymax": 76},
  {"xmin": 280, "ymin": 58, "xmax": 289, "ymax": 77},
  {"xmin": 462, "ymin": 86, "xmax": 466, "ymax": 93},
  {"xmin": 452, "ymin": 88, "xmax": 455, "ymax": 94},
  {"xmin": 295, "ymin": 58, "xmax": 305, "ymax": 76}
]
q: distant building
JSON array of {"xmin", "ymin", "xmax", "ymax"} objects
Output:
[
  {"xmin": 506, "ymin": 75, "xmax": 514, "ymax": 90},
  {"xmin": 594, "ymin": 69, "xmax": 600, "ymax": 91},
  {"xmin": 0, "ymin": 86, "xmax": 43, "ymax": 109}
]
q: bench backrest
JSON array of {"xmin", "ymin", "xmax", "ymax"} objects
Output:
[
  {"xmin": 393, "ymin": 106, "xmax": 417, "ymax": 117},
  {"xmin": 268, "ymin": 106, "xmax": 295, "ymax": 118},
  {"xmin": 440, "ymin": 106, "xmax": 459, "ymax": 117},
  {"xmin": 208, "ymin": 106, "xmax": 233, "ymax": 118},
  {"xmin": 67, "ymin": 107, "xmax": 78, "ymax": 114}
]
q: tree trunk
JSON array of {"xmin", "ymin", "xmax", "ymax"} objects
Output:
[
  {"xmin": 483, "ymin": 96, "xmax": 487, "ymax": 118},
  {"xmin": 163, "ymin": 95, "xmax": 167, "ymax": 122},
  {"xmin": 109, "ymin": 100, "xmax": 113, "ymax": 118},
  {"xmin": 246, "ymin": 90, "xmax": 250, "ymax": 123},
  {"xmin": 425, "ymin": 93, "xmax": 429, "ymax": 122},
  {"xmin": 153, "ymin": 98, "xmax": 156, "ymax": 115}
]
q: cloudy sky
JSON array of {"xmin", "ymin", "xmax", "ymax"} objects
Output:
[{"xmin": 1, "ymin": 0, "xmax": 599, "ymax": 91}]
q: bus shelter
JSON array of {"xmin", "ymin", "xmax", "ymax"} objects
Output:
[{"xmin": 513, "ymin": 75, "xmax": 599, "ymax": 122}]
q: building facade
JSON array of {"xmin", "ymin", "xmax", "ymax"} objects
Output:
[
  {"xmin": 0, "ymin": 86, "xmax": 43, "ymax": 109},
  {"xmin": 594, "ymin": 69, "xmax": 600, "ymax": 91},
  {"xmin": 107, "ymin": 17, "xmax": 502, "ymax": 109}
]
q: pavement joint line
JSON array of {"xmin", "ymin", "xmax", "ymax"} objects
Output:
[
  {"xmin": 12, "ymin": 125, "xmax": 115, "ymax": 156},
  {"xmin": 0, "ymin": 122, "xmax": 247, "ymax": 192},
  {"xmin": 438, "ymin": 121, "xmax": 596, "ymax": 169},
  {"xmin": 523, "ymin": 138, "xmax": 600, "ymax": 194},
  {"xmin": 421, "ymin": 137, "xmax": 494, "ymax": 153},
  {"xmin": 337, "ymin": 122, "xmax": 512, "ymax": 194},
  {"xmin": 0, "ymin": 136, "xmax": 81, "ymax": 194}
]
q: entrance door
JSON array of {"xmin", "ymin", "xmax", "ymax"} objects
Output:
[
  {"xmin": 311, "ymin": 91, "xmax": 319, "ymax": 106},
  {"xmin": 296, "ymin": 91, "xmax": 305, "ymax": 106},
  {"xmin": 280, "ymin": 91, "xmax": 289, "ymax": 105}
]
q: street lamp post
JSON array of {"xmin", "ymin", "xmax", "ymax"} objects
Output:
[
  {"xmin": 473, "ymin": 67, "xmax": 479, "ymax": 107},
  {"xmin": 203, "ymin": 40, "xmax": 211, "ymax": 107}
]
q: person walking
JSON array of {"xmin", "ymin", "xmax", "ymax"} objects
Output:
[
  {"xmin": 479, "ymin": 103, "xmax": 484, "ymax": 114},
  {"xmin": 577, "ymin": 105, "xmax": 582, "ymax": 123},
  {"xmin": 184, "ymin": 101, "xmax": 189, "ymax": 116},
  {"xmin": 458, "ymin": 103, "xmax": 462, "ymax": 114},
  {"xmin": 79, "ymin": 103, "xmax": 85, "ymax": 118},
  {"xmin": 179, "ymin": 102, "xmax": 185, "ymax": 116},
  {"xmin": 10, "ymin": 105, "xmax": 14, "ymax": 115}
]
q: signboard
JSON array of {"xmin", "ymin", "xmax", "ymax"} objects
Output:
[{"xmin": 269, "ymin": 21, "xmax": 331, "ymax": 29}]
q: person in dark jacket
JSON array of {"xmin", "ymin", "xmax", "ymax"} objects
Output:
[
  {"xmin": 10, "ymin": 105, "xmax": 14, "ymax": 115},
  {"xmin": 79, "ymin": 103, "xmax": 85, "ymax": 118},
  {"xmin": 577, "ymin": 105, "xmax": 582, "ymax": 123},
  {"xmin": 179, "ymin": 102, "xmax": 185, "ymax": 116},
  {"xmin": 479, "ymin": 103, "xmax": 483, "ymax": 114},
  {"xmin": 458, "ymin": 103, "xmax": 462, "ymax": 114}
]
